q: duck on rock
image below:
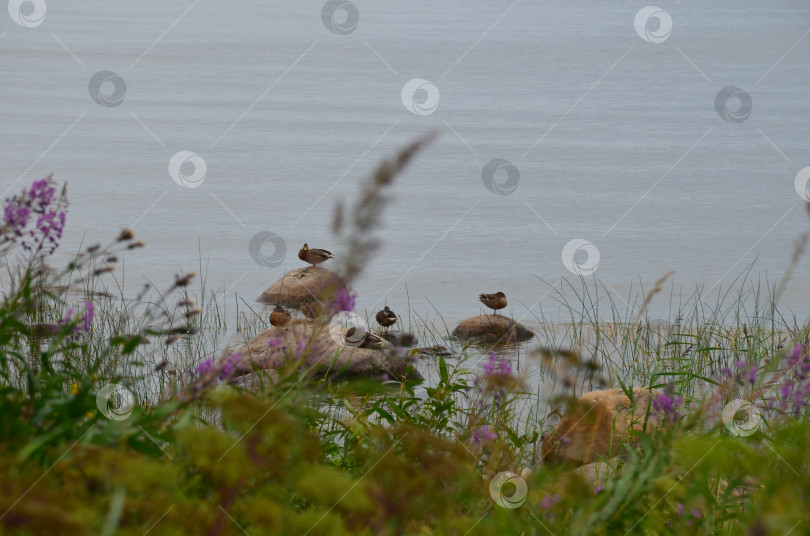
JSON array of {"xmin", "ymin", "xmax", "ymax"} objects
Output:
[{"xmin": 298, "ymin": 243, "xmax": 334, "ymax": 269}]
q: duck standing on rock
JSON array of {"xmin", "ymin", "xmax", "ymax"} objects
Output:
[
  {"xmin": 375, "ymin": 306, "xmax": 398, "ymax": 332},
  {"xmin": 479, "ymin": 292, "xmax": 507, "ymax": 315},
  {"xmin": 298, "ymin": 243, "xmax": 333, "ymax": 269},
  {"xmin": 270, "ymin": 306, "xmax": 292, "ymax": 327}
]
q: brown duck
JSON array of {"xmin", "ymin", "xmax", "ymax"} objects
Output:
[
  {"xmin": 375, "ymin": 306, "xmax": 397, "ymax": 332},
  {"xmin": 298, "ymin": 243, "xmax": 333, "ymax": 268},
  {"xmin": 479, "ymin": 292, "xmax": 507, "ymax": 315},
  {"xmin": 269, "ymin": 306, "xmax": 292, "ymax": 327}
]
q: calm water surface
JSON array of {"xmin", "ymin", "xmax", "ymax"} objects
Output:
[{"xmin": 3, "ymin": 1, "xmax": 810, "ymax": 346}]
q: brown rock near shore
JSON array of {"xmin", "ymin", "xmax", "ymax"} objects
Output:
[
  {"xmin": 256, "ymin": 267, "xmax": 346, "ymax": 310},
  {"xmin": 541, "ymin": 387, "xmax": 661, "ymax": 466},
  {"xmin": 228, "ymin": 320, "xmax": 423, "ymax": 381},
  {"xmin": 451, "ymin": 314, "xmax": 533, "ymax": 343}
]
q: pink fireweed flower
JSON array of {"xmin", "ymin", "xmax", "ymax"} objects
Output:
[
  {"xmin": 267, "ymin": 337, "xmax": 286, "ymax": 350},
  {"xmin": 195, "ymin": 358, "xmax": 213, "ymax": 376},
  {"xmin": 652, "ymin": 392, "xmax": 682, "ymax": 423},
  {"xmin": 328, "ymin": 287, "xmax": 356, "ymax": 313},
  {"xmin": 483, "ymin": 354, "xmax": 511, "ymax": 377},
  {"xmin": 1, "ymin": 177, "xmax": 67, "ymax": 254},
  {"xmin": 81, "ymin": 302, "xmax": 94, "ymax": 331},
  {"xmin": 472, "ymin": 425, "xmax": 497, "ymax": 444},
  {"xmin": 219, "ymin": 353, "xmax": 242, "ymax": 380}
]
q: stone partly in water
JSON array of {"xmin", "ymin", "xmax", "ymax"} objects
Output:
[
  {"xmin": 541, "ymin": 387, "xmax": 660, "ymax": 466},
  {"xmin": 256, "ymin": 267, "xmax": 346, "ymax": 310},
  {"xmin": 228, "ymin": 320, "xmax": 423, "ymax": 382},
  {"xmin": 411, "ymin": 345, "xmax": 453, "ymax": 359},
  {"xmin": 379, "ymin": 330, "xmax": 418, "ymax": 347},
  {"xmin": 451, "ymin": 314, "xmax": 533, "ymax": 343}
]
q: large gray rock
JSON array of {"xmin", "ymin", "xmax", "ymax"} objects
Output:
[
  {"xmin": 256, "ymin": 267, "xmax": 346, "ymax": 310},
  {"xmin": 451, "ymin": 314, "xmax": 533, "ymax": 343},
  {"xmin": 228, "ymin": 320, "xmax": 422, "ymax": 381},
  {"xmin": 541, "ymin": 387, "xmax": 661, "ymax": 466}
]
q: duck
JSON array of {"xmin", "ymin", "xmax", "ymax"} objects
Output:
[
  {"xmin": 375, "ymin": 306, "xmax": 398, "ymax": 332},
  {"xmin": 344, "ymin": 327, "xmax": 385, "ymax": 349},
  {"xmin": 269, "ymin": 306, "xmax": 292, "ymax": 327},
  {"xmin": 298, "ymin": 243, "xmax": 333, "ymax": 268},
  {"xmin": 479, "ymin": 292, "xmax": 507, "ymax": 315}
]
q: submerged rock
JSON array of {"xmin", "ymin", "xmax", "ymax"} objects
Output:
[
  {"xmin": 541, "ymin": 387, "xmax": 661, "ymax": 466},
  {"xmin": 256, "ymin": 267, "xmax": 346, "ymax": 310},
  {"xmin": 411, "ymin": 345, "xmax": 453, "ymax": 358},
  {"xmin": 379, "ymin": 330, "xmax": 418, "ymax": 347},
  {"xmin": 229, "ymin": 320, "xmax": 422, "ymax": 382},
  {"xmin": 451, "ymin": 314, "xmax": 533, "ymax": 343}
]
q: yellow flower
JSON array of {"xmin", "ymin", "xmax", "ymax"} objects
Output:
[
  {"xmin": 70, "ymin": 383, "xmax": 79, "ymax": 395},
  {"xmin": 85, "ymin": 411, "xmax": 94, "ymax": 419}
]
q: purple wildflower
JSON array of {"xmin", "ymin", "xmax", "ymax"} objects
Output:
[
  {"xmin": 748, "ymin": 365, "xmax": 758, "ymax": 385},
  {"xmin": 483, "ymin": 354, "xmax": 511, "ymax": 378},
  {"xmin": 295, "ymin": 339, "xmax": 307, "ymax": 359},
  {"xmin": 472, "ymin": 425, "xmax": 497, "ymax": 444},
  {"xmin": 81, "ymin": 302, "xmax": 94, "ymax": 331},
  {"xmin": 267, "ymin": 337, "xmax": 286, "ymax": 350},
  {"xmin": 218, "ymin": 353, "xmax": 242, "ymax": 380},
  {"xmin": 539, "ymin": 493, "xmax": 562, "ymax": 511},
  {"xmin": 652, "ymin": 392, "xmax": 682, "ymax": 423},
  {"xmin": 677, "ymin": 503, "xmax": 685, "ymax": 516},
  {"xmin": 1, "ymin": 177, "xmax": 67, "ymax": 254},
  {"xmin": 329, "ymin": 287, "xmax": 356, "ymax": 313},
  {"xmin": 792, "ymin": 343, "xmax": 804, "ymax": 360},
  {"xmin": 195, "ymin": 358, "xmax": 213, "ymax": 376}
]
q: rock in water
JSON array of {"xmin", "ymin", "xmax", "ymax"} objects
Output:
[
  {"xmin": 256, "ymin": 267, "xmax": 346, "ymax": 310},
  {"xmin": 541, "ymin": 387, "xmax": 661, "ymax": 466},
  {"xmin": 229, "ymin": 320, "xmax": 423, "ymax": 382},
  {"xmin": 451, "ymin": 314, "xmax": 533, "ymax": 343}
]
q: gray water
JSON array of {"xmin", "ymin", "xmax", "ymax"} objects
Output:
[{"xmin": 3, "ymin": 1, "xmax": 810, "ymax": 333}]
